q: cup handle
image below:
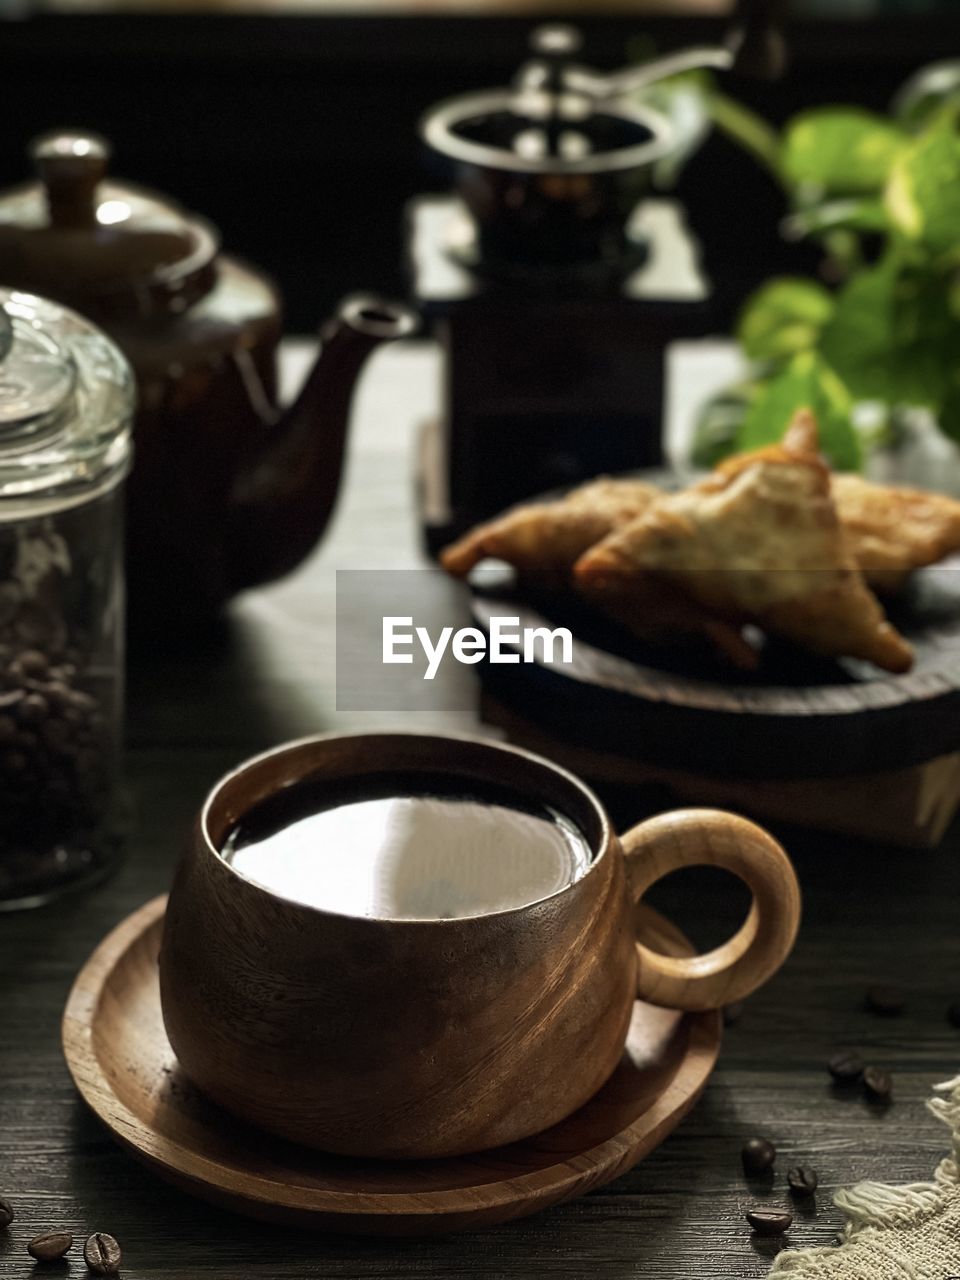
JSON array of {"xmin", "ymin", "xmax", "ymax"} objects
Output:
[{"xmin": 621, "ymin": 809, "xmax": 801, "ymax": 1012}]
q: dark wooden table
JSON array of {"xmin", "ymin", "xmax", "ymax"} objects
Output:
[{"xmin": 2, "ymin": 342, "xmax": 959, "ymax": 1279}]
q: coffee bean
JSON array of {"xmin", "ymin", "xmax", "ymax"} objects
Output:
[
  {"xmin": 863, "ymin": 1065, "xmax": 893, "ymax": 1102},
  {"xmin": 16, "ymin": 692, "xmax": 48, "ymax": 726},
  {"xmin": 66, "ymin": 689, "xmax": 96, "ymax": 715},
  {"xmin": 723, "ymin": 1002, "xmax": 745, "ymax": 1026},
  {"xmin": 28, "ymin": 1231, "xmax": 73, "ymax": 1262},
  {"xmin": 866, "ymin": 985, "xmax": 905, "ymax": 1016},
  {"xmin": 787, "ymin": 1166, "xmax": 819, "ymax": 1197},
  {"xmin": 741, "ymin": 1137, "xmax": 776, "ymax": 1175},
  {"xmin": 0, "ymin": 1195, "xmax": 13, "ymax": 1228},
  {"xmin": 84, "ymin": 1232, "xmax": 122, "ymax": 1275},
  {"xmin": 15, "ymin": 649, "xmax": 48, "ymax": 679},
  {"xmin": 746, "ymin": 1208, "xmax": 793, "ymax": 1236},
  {"xmin": 828, "ymin": 1051, "xmax": 864, "ymax": 1084},
  {"xmin": 948, "ymin": 1002, "xmax": 960, "ymax": 1029},
  {"xmin": 44, "ymin": 680, "xmax": 72, "ymax": 710}
]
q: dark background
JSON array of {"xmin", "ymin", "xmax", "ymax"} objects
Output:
[{"xmin": 1, "ymin": 8, "xmax": 959, "ymax": 329}]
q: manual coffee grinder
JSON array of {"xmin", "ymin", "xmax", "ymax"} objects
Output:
[{"xmin": 411, "ymin": 5, "xmax": 784, "ymax": 553}]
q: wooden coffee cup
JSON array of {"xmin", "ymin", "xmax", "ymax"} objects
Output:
[{"xmin": 159, "ymin": 732, "xmax": 800, "ymax": 1159}]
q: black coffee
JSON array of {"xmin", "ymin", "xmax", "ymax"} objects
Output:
[{"xmin": 220, "ymin": 771, "xmax": 593, "ymax": 920}]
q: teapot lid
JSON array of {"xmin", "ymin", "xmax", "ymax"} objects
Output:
[
  {"xmin": 0, "ymin": 131, "xmax": 219, "ymax": 321},
  {"xmin": 0, "ymin": 289, "xmax": 133, "ymax": 501}
]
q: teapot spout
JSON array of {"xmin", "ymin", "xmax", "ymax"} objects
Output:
[{"xmin": 226, "ymin": 294, "xmax": 418, "ymax": 594}]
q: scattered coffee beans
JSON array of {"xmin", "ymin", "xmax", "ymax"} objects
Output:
[
  {"xmin": 948, "ymin": 1002, "xmax": 960, "ymax": 1030},
  {"xmin": 787, "ymin": 1166, "xmax": 819, "ymax": 1197},
  {"xmin": 746, "ymin": 1208, "xmax": 793, "ymax": 1237},
  {"xmin": 741, "ymin": 1137, "xmax": 777, "ymax": 1175},
  {"xmin": 863, "ymin": 1065, "xmax": 893, "ymax": 1102},
  {"xmin": 723, "ymin": 1002, "xmax": 745, "ymax": 1027},
  {"xmin": 28, "ymin": 1231, "xmax": 73, "ymax": 1262},
  {"xmin": 0, "ymin": 1195, "xmax": 12, "ymax": 1228},
  {"xmin": 84, "ymin": 1232, "xmax": 122, "ymax": 1276},
  {"xmin": 828, "ymin": 1051, "xmax": 865, "ymax": 1084},
  {"xmin": 866, "ymin": 985, "xmax": 905, "ymax": 1016}
]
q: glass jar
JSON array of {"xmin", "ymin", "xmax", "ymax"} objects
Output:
[{"xmin": 0, "ymin": 289, "xmax": 133, "ymax": 910}]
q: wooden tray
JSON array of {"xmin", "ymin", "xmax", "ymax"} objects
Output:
[
  {"xmin": 469, "ymin": 561, "xmax": 960, "ymax": 845},
  {"xmin": 471, "ymin": 564, "xmax": 960, "ymax": 781},
  {"xmin": 62, "ymin": 896, "xmax": 721, "ymax": 1236}
]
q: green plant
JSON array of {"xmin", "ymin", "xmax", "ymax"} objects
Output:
[{"xmin": 682, "ymin": 65, "xmax": 960, "ymax": 469}]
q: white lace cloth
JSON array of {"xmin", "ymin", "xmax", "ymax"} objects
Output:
[{"xmin": 771, "ymin": 1078, "xmax": 960, "ymax": 1278}]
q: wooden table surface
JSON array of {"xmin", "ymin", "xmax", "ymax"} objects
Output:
[{"xmin": 2, "ymin": 341, "xmax": 959, "ymax": 1279}]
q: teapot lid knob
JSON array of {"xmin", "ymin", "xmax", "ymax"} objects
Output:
[{"xmin": 30, "ymin": 130, "xmax": 111, "ymax": 229}]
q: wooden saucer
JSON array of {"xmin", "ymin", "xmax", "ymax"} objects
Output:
[{"xmin": 63, "ymin": 896, "xmax": 721, "ymax": 1235}]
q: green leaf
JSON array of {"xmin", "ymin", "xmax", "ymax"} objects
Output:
[
  {"xmin": 736, "ymin": 353, "xmax": 861, "ymax": 470},
  {"xmin": 893, "ymin": 62, "xmax": 960, "ymax": 131},
  {"xmin": 818, "ymin": 256, "xmax": 899, "ymax": 401},
  {"xmin": 783, "ymin": 108, "xmax": 907, "ymax": 196},
  {"xmin": 737, "ymin": 278, "xmax": 835, "ymax": 364},
  {"xmin": 886, "ymin": 119, "xmax": 960, "ymax": 256},
  {"xmin": 689, "ymin": 380, "xmax": 760, "ymax": 469},
  {"xmin": 783, "ymin": 198, "xmax": 889, "ymax": 241},
  {"xmin": 819, "ymin": 253, "xmax": 955, "ymax": 407}
]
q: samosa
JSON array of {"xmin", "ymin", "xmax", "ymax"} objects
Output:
[{"xmin": 575, "ymin": 412, "xmax": 914, "ymax": 674}]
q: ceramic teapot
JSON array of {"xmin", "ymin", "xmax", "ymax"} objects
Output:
[{"xmin": 0, "ymin": 130, "xmax": 417, "ymax": 638}]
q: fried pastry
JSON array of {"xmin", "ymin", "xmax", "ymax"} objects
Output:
[
  {"xmin": 707, "ymin": 405, "xmax": 823, "ymax": 486},
  {"xmin": 440, "ymin": 477, "xmax": 660, "ymax": 585},
  {"xmin": 575, "ymin": 412, "xmax": 914, "ymax": 674},
  {"xmin": 833, "ymin": 473, "xmax": 960, "ymax": 592},
  {"xmin": 581, "ymin": 571, "xmax": 762, "ymax": 670},
  {"xmin": 715, "ymin": 423, "xmax": 960, "ymax": 588}
]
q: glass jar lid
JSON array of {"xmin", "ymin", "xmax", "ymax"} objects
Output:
[{"xmin": 0, "ymin": 289, "xmax": 134, "ymax": 506}]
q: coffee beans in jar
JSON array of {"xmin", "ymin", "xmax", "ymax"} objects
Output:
[{"xmin": 0, "ymin": 292, "xmax": 133, "ymax": 909}]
